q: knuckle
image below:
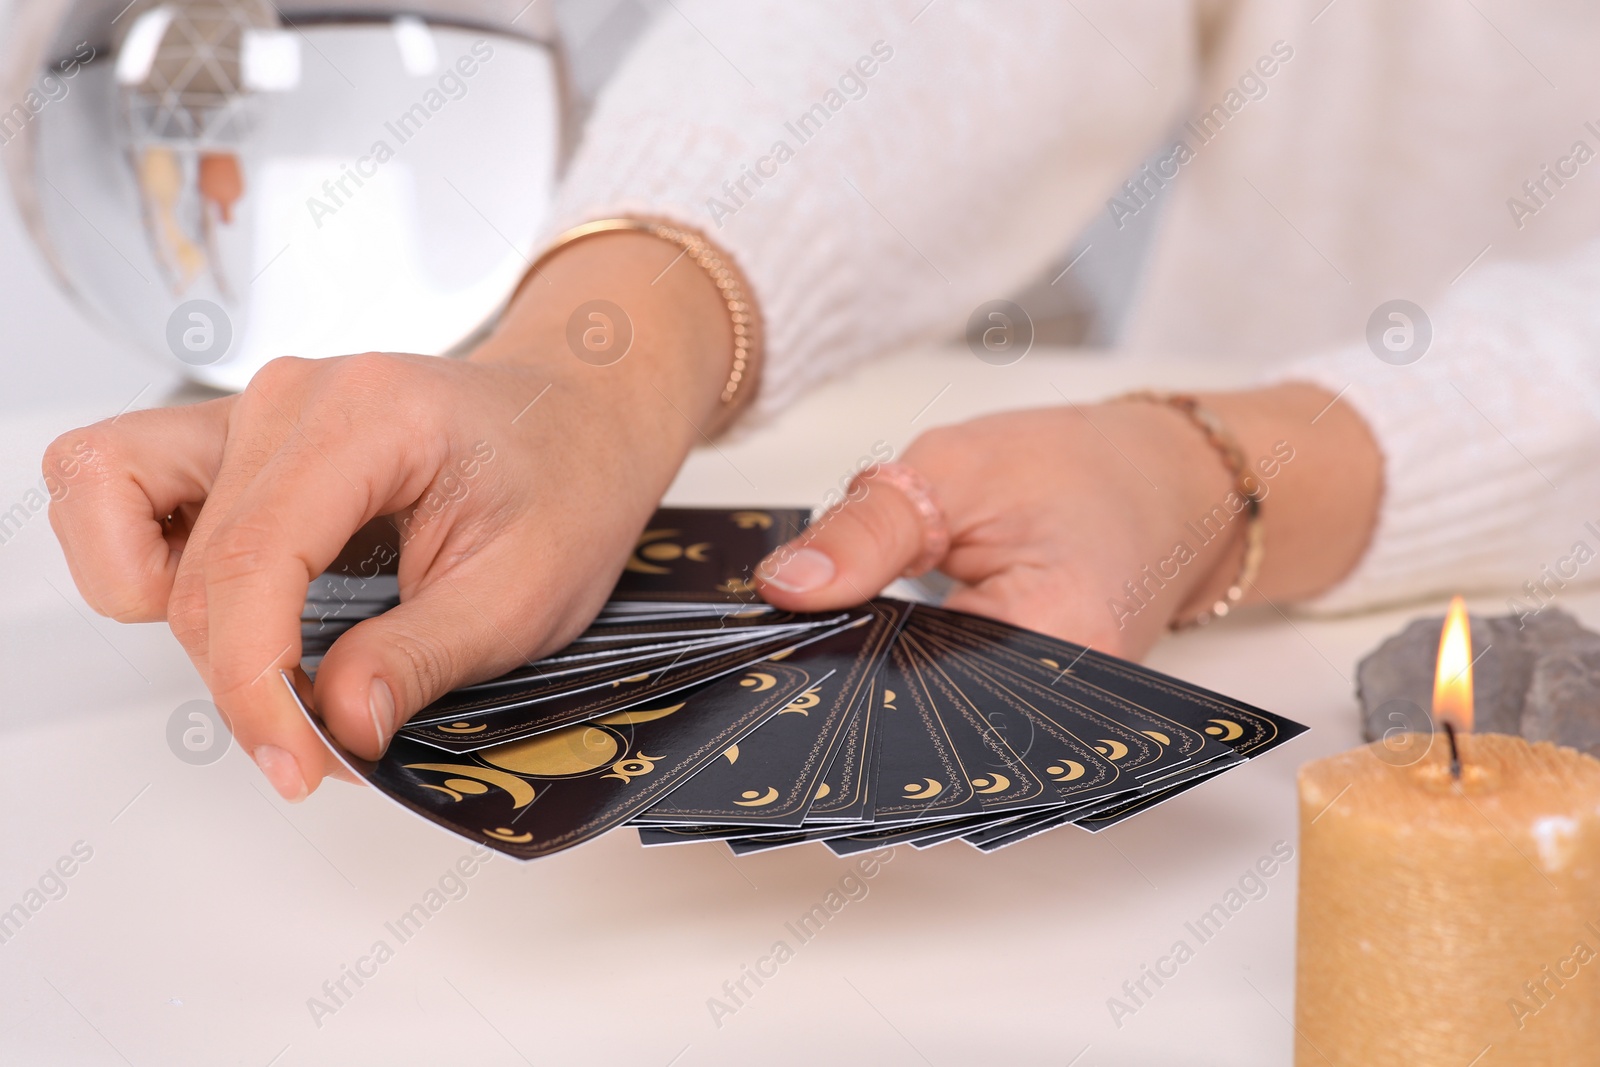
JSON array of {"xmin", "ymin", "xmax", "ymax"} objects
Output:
[
  {"xmin": 332, "ymin": 351, "xmax": 394, "ymax": 384},
  {"xmin": 233, "ymin": 357, "xmax": 310, "ymax": 426},
  {"xmin": 388, "ymin": 629, "xmax": 453, "ymax": 705},
  {"xmin": 250, "ymin": 355, "xmax": 311, "ymax": 392},
  {"xmin": 203, "ymin": 521, "xmax": 278, "ymax": 587},
  {"xmin": 42, "ymin": 426, "xmax": 112, "ymax": 500},
  {"xmin": 94, "ymin": 584, "xmax": 166, "ymax": 624},
  {"xmin": 166, "ymin": 583, "xmax": 210, "ymax": 658}
]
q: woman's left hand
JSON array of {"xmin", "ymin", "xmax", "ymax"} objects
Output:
[{"xmin": 754, "ymin": 384, "xmax": 1381, "ymax": 660}]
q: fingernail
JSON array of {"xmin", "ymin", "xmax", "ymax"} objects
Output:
[
  {"xmin": 368, "ymin": 677, "xmax": 397, "ymax": 751},
  {"xmin": 253, "ymin": 744, "xmax": 308, "ymax": 803},
  {"xmin": 760, "ymin": 547, "xmax": 836, "ymax": 593}
]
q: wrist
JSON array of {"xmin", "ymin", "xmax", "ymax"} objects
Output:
[
  {"xmin": 470, "ymin": 228, "xmax": 740, "ymax": 443},
  {"xmin": 1128, "ymin": 401, "xmax": 1252, "ymax": 624},
  {"xmin": 1199, "ymin": 383, "xmax": 1381, "ymax": 603}
]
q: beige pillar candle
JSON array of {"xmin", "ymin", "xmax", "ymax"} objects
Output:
[
  {"xmin": 1296, "ymin": 598, "xmax": 1600, "ymax": 1065},
  {"xmin": 1297, "ymin": 735, "xmax": 1600, "ymax": 1064}
]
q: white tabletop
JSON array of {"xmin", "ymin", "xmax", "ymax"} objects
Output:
[{"xmin": 2, "ymin": 339, "xmax": 1589, "ymax": 1067}]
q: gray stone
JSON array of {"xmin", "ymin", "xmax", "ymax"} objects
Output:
[
  {"xmin": 1357, "ymin": 608, "xmax": 1600, "ymax": 757},
  {"xmin": 1524, "ymin": 646, "xmax": 1600, "ymax": 758}
]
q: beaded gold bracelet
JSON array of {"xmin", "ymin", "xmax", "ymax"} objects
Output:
[
  {"xmin": 514, "ymin": 217, "xmax": 761, "ymax": 427},
  {"xmin": 1118, "ymin": 390, "xmax": 1266, "ymax": 630}
]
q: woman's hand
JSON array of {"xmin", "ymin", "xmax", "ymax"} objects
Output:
[
  {"xmin": 44, "ymin": 231, "xmax": 738, "ymax": 800},
  {"xmin": 756, "ymin": 384, "xmax": 1382, "ymax": 659}
]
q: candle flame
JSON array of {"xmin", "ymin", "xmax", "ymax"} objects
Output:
[{"xmin": 1432, "ymin": 596, "xmax": 1474, "ymax": 735}]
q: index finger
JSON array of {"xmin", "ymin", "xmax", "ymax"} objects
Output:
[{"xmin": 201, "ymin": 430, "xmax": 408, "ymax": 800}]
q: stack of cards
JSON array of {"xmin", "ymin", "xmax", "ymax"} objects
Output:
[{"xmin": 293, "ymin": 508, "xmax": 1307, "ymax": 860}]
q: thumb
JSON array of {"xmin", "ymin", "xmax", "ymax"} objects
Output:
[
  {"xmin": 756, "ymin": 466, "xmax": 943, "ymax": 611},
  {"xmin": 312, "ymin": 575, "xmax": 538, "ymax": 760}
]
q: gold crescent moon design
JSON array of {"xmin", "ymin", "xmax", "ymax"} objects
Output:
[
  {"xmin": 601, "ymin": 750, "xmax": 662, "ymax": 783},
  {"xmin": 741, "ymin": 671, "xmax": 777, "ymax": 692},
  {"xmin": 683, "ymin": 542, "xmax": 712, "ymax": 561},
  {"xmin": 484, "ymin": 826, "xmax": 533, "ymax": 843},
  {"xmin": 404, "ymin": 764, "xmax": 537, "ymax": 808},
  {"xmin": 883, "ymin": 689, "xmax": 897, "ymax": 708},
  {"xmin": 436, "ymin": 721, "xmax": 487, "ymax": 735},
  {"xmin": 1206, "ymin": 718, "xmax": 1245, "ymax": 742},
  {"xmin": 778, "ymin": 688, "xmax": 822, "ymax": 715},
  {"xmin": 766, "ymin": 646, "xmax": 794, "ymax": 661},
  {"xmin": 730, "ymin": 511, "xmax": 773, "ymax": 529},
  {"xmin": 480, "ymin": 727, "xmax": 620, "ymax": 777},
  {"xmin": 814, "ymin": 782, "xmax": 831, "ymax": 800},
  {"xmin": 1046, "ymin": 761, "xmax": 1086, "ymax": 782},
  {"xmin": 972, "ymin": 773, "xmax": 1011, "ymax": 795},
  {"xmin": 902, "ymin": 777, "xmax": 943, "ymax": 800},
  {"xmin": 1095, "ymin": 739, "xmax": 1130, "ymax": 761},
  {"xmin": 722, "ymin": 744, "xmax": 740, "ymax": 764},
  {"xmin": 624, "ymin": 528, "xmax": 679, "ymax": 574},
  {"xmin": 610, "ymin": 672, "xmax": 652, "ymax": 687},
  {"xmin": 733, "ymin": 787, "xmax": 780, "ymax": 807},
  {"xmin": 1142, "ymin": 730, "xmax": 1172, "ymax": 745},
  {"xmin": 717, "ymin": 578, "xmax": 757, "ymax": 594},
  {"xmin": 595, "ymin": 702, "xmax": 685, "ymax": 726},
  {"xmin": 1039, "ymin": 658, "xmax": 1061, "ymax": 669}
]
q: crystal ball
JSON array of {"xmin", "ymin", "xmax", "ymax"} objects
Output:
[{"xmin": 2, "ymin": 0, "xmax": 568, "ymax": 390}]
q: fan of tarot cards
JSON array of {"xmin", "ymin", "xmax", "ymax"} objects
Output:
[{"xmin": 291, "ymin": 508, "xmax": 1307, "ymax": 860}]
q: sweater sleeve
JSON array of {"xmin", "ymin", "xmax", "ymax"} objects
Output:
[
  {"xmin": 1273, "ymin": 241, "xmax": 1600, "ymax": 615},
  {"xmin": 546, "ymin": 0, "xmax": 1197, "ymax": 418}
]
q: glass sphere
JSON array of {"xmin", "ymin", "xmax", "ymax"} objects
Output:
[{"xmin": 2, "ymin": 0, "xmax": 569, "ymax": 390}]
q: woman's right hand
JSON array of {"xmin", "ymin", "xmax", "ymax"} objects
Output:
[{"xmin": 43, "ymin": 230, "xmax": 740, "ymax": 800}]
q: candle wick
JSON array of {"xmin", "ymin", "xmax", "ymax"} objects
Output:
[{"xmin": 1444, "ymin": 721, "xmax": 1461, "ymax": 781}]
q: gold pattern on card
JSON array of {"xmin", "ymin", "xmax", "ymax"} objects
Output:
[
  {"xmin": 730, "ymin": 511, "xmax": 773, "ymax": 529},
  {"xmin": 1205, "ymin": 718, "xmax": 1244, "ymax": 742},
  {"xmin": 436, "ymin": 721, "xmax": 488, "ymax": 735},
  {"xmin": 602, "ymin": 750, "xmax": 662, "ymax": 783},
  {"xmin": 741, "ymin": 671, "xmax": 777, "ymax": 692},
  {"xmin": 485, "ymin": 826, "xmax": 534, "ymax": 843},
  {"xmin": 717, "ymin": 577, "xmax": 757, "ymax": 595},
  {"xmin": 734, "ymin": 787, "xmax": 780, "ymax": 807},
  {"xmin": 625, "ymin": 529, "xmax": 713, "ymax": 574},
  {"xmin": 1095, "ymin": 739, "xmax": 1129, "ymax": 761},
  {"xmin": 814, "ymin": 782, "xmax": 832, "ymax": 800},
  {"xmin": 722, "ymin": 745, "xmax": 740, "ymax": 764},
  {"xmin": 595, "ymin": 703, "xmax": 684, "ymax": 726},
  {"xmin": 610, "ymin": 672, "xmax": 652, "ymax": 688},
  {"xmin": 1142, "ymin": 730, "xmax": 1172, "ymax": 745},
  {"xmin": 480, "ymin": 726, "xmax": 620, "ymax": 777},
  {"xmin": 777, "ymin": 687, "xmax": 822, "ymax": 716},
  {"xmin": 903, "ymin": 777, "xmax": 943, "ymax": 800},
  {"xmin": 971, "ymin": 774, "xmax": 1011, "ymax": 794},
  {"xmin": 1039, "ymin": 657, "xmax": 1061, "ymax": 669},
  {"xmin": 403, "ymin": 764, "xmax": 537, "ymax": 807},
  {"xmin": 1046, "ymin": 761, "xmax": 1086, "ymax": 782},
  {"xmin": 883, "ymin": 689, "xmax": 897, "ymax": 709}
]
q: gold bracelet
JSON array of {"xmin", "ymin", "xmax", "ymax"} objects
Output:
[
  {"xmin": 1118, "ymin": 390, "xmax": 1266, "ymax": 630},
  {"xmin": 514, "ymin": 217, "xmax": 762, "ymax": 424}
]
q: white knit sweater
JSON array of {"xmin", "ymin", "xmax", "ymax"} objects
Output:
[{"xmin": 549, "ymin": 0, "xmax": 1600, "ymax": 615}]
